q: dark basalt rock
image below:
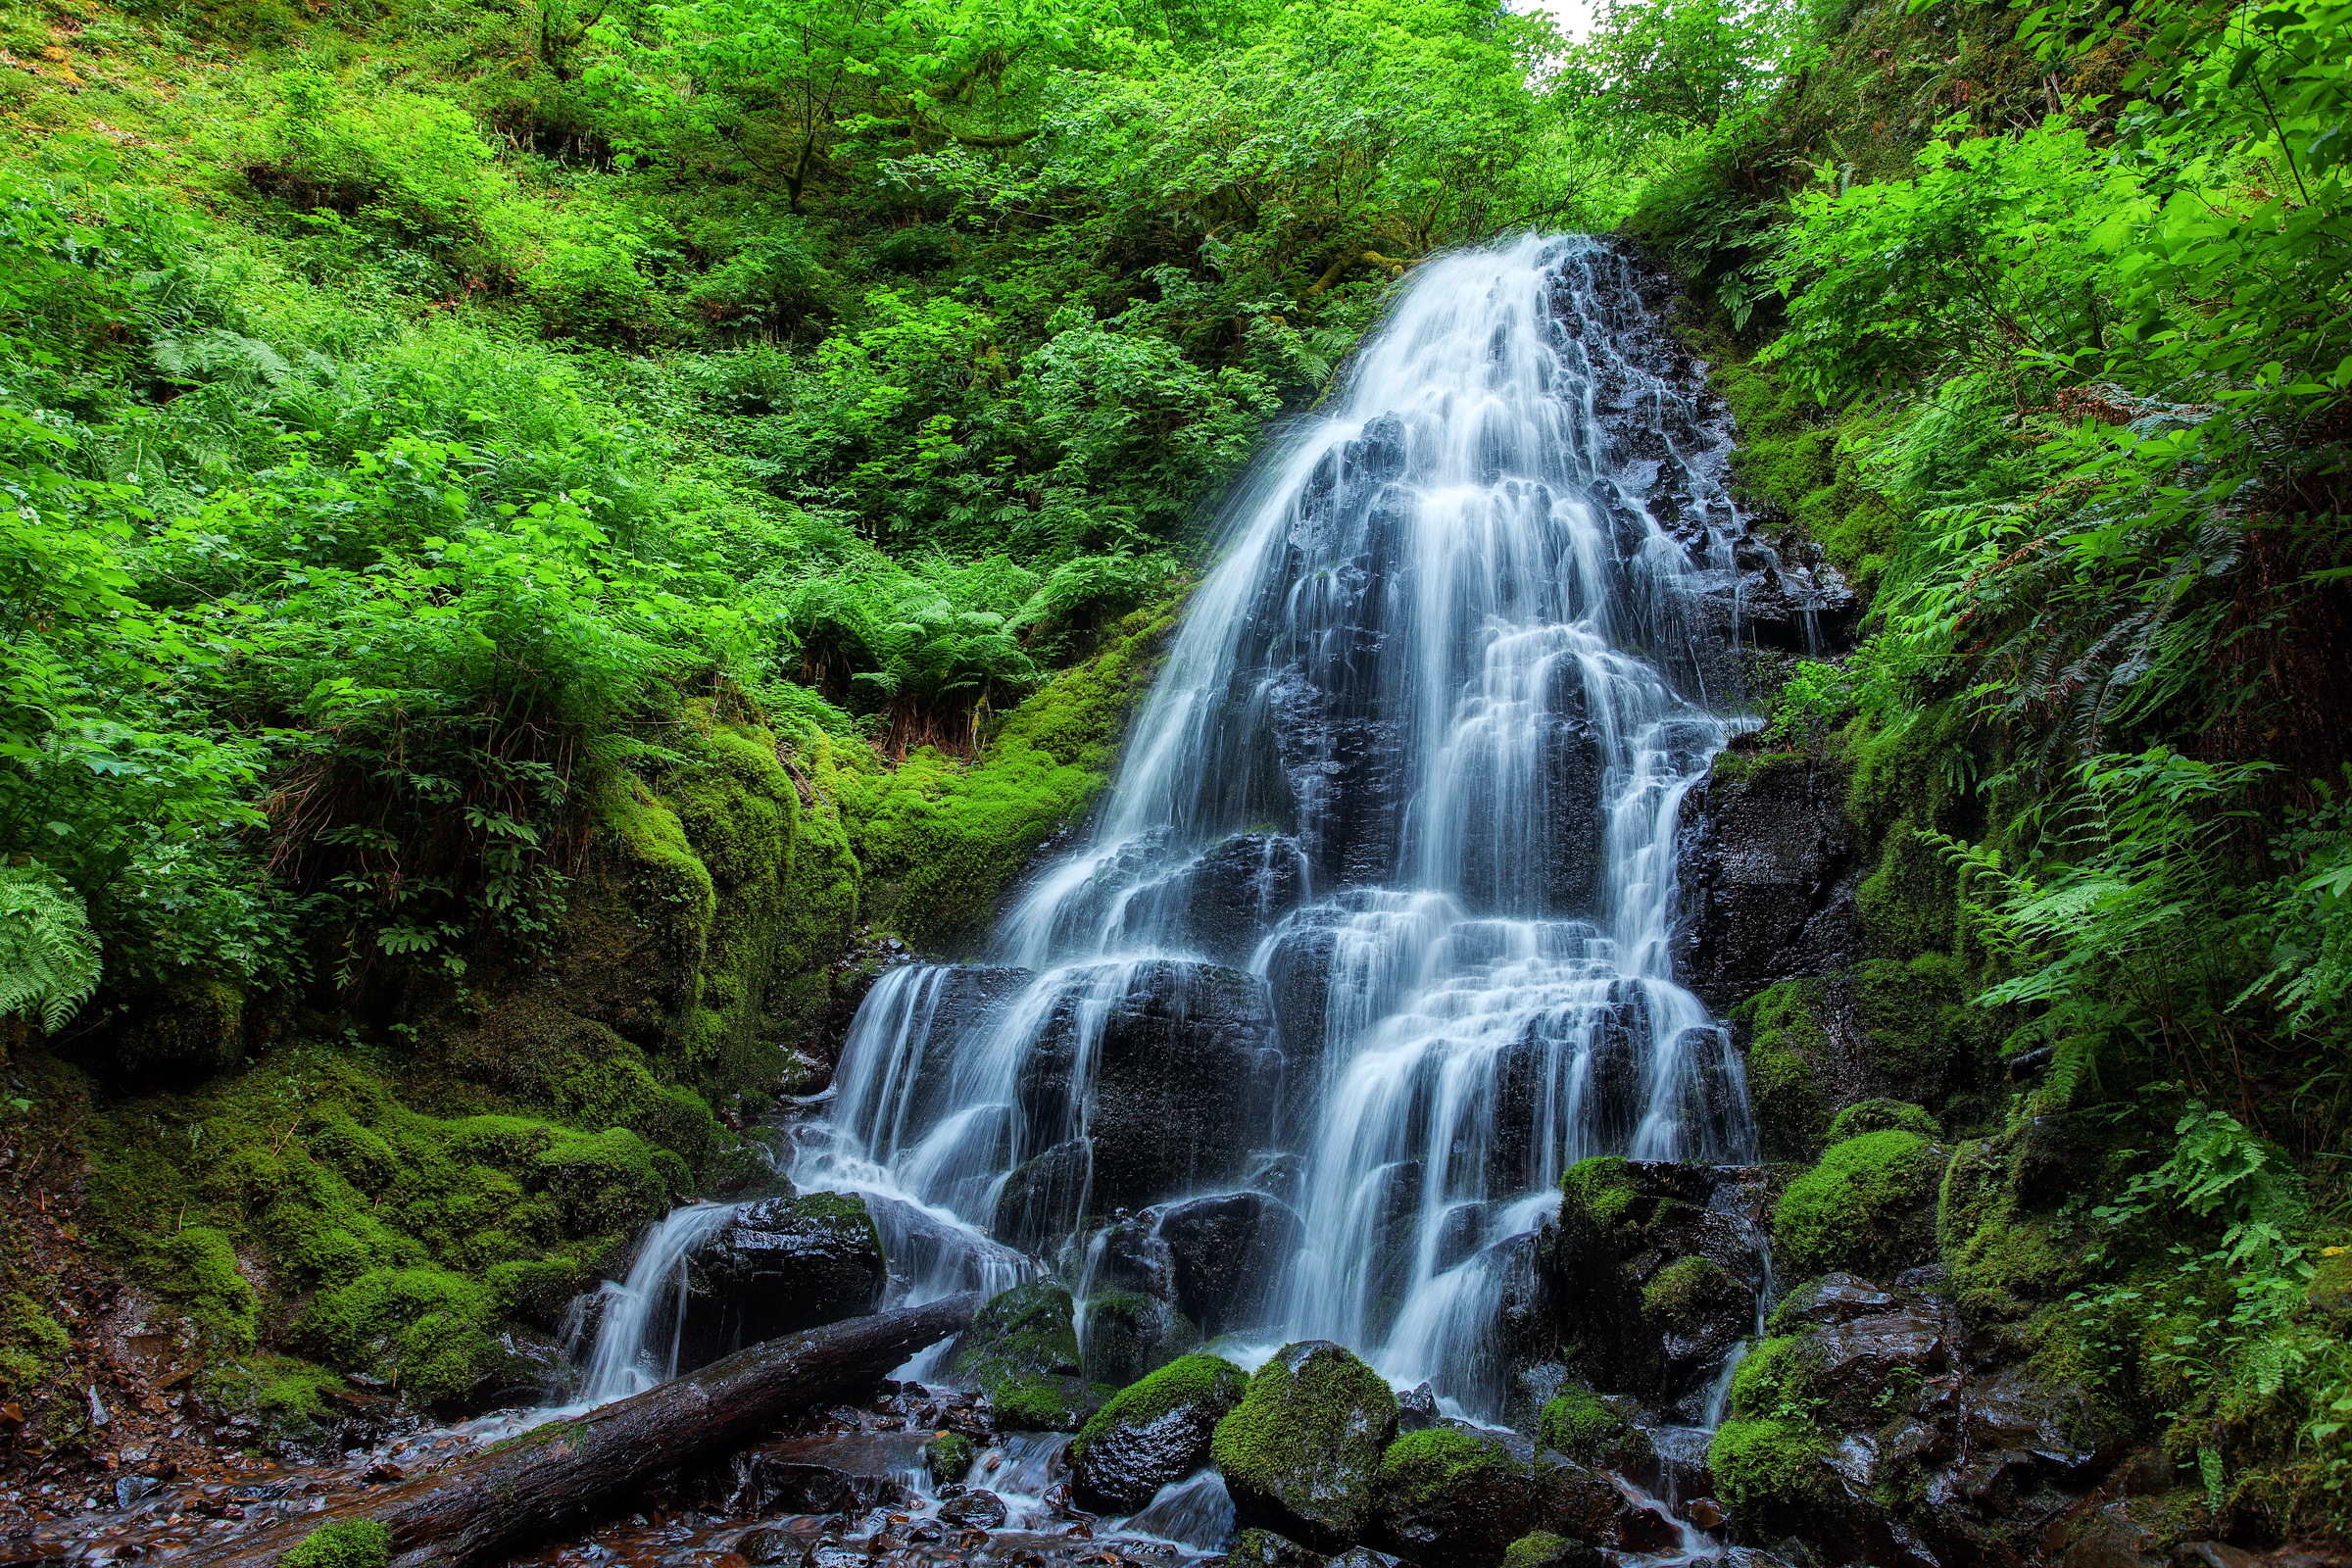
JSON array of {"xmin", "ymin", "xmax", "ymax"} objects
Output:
[
  {"xmin": 1069, "ymin": 1353, "xmax": 1247, "ymax": 1514},
  {"xmin": 1672, "ymin": 746, "xmax": 1860, "ymax": 1004},
  {"xmin": 714, "ymin": 1433, "xmax": 925, "ymax": 1515},
  {"xmin": 673, "ymin": 1193, "xmax": 886, "ymax": 1371},
  {"xmin": 936, "ymin": 1487, "xmax": 1009, "ymax": 1529},
  {"xmin": 1158, "ymin": 1191, "xmax": 1305, "ymax": 1337},
  {"xmin": 1003, "ymin": 960, "xmax": 1282, "ymax": 1242},
  {"xmin": 1080, "ymin": 1288, "xmax": 1199, "ymax": 1387},
  {"xmin": 1119, "ymin": 833, "xmax": 1311, "ymax": 966}
]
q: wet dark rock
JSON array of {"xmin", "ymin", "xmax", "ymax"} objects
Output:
[
  {"xmin": 1121, "ymin": 834, "xmax": 1311, "ymax": 966},
  {"xmin": 937, "ymin": 1488, "xmax": 1009, "ymax": 1530},
  {"xmin": 1528, "ymin": 1453, "xmax": 1630, "ymax": 1542},
  {"xmin": 1673, "ymin": 746, "xmax": 1860, "ymax": 1006},
  {"xmin": 1395, "ymin": 1384, "xmax": 1439, "ymax": 1434},
  {"xmin": 1158, "ymin": 1191, "xmax": 1304, "ymax": 1337},
  {"xmin": 1080, "ymin": 1288, "xmax": 1199, "ymax": 1388},
  {"xmin": 1007, "ymin": 961, "xmax": 1283, "ymax": 1234},
  {"xmin": 731, "ymin": 1525, "xmax": 804, "ymax": 1564},
  {"xmin": 1772, "ymin": 1271, "xmax": 1898, "ymax": 1328},
  {"xmin": 716, "ymin": 1434, "xmax": 926, "ymax": 1516},
  {"xmin": 674, "ymin": 1193, "xmax": 886, "ymax": 1371},
  {"xmin": 993, "ymin": 1139, "xmax": 1094, "ymax": 1252},
  {"xmin": 1537, "ymin": 1158, "xmax": 1766, "ymax": 1405},
  {"xmin": 1070, "ymin": 1353, "xmax": 1247, "ymax": 1514},
  {"xmin": 1213, "ymin": 1341, "xmax": 1400, "ymax": 1552}
]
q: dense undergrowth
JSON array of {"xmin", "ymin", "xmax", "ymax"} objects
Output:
[
  {"xmin": 1635, "ymin": 0, "xmax": 2352, "ymax": 1535},
  {"xmin": 0, "ymin": 0, "xmax": 1650, "ymax": 1450},
  {"xmin": 0, "ymin": 0, "xmax": 2346, "ymax": 1541}
]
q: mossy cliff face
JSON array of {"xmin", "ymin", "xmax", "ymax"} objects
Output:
[{"xmin": 32, "ymin": 616, "xmax": 1164, "ymax": 1451}]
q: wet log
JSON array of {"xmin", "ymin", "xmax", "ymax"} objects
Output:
[{"xmin": 183, "ymin": 1294, "xmax": 979, "ymax": 1568}]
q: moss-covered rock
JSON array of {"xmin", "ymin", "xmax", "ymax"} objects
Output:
[
  {"xmin": 282, "ymin": 1520, "xmax": 391, "ymax": 1568},
  {"xmin": 1501, "ymin": 1530, "xmax": 1602, "ymax": 1568},
  {"xmin": 1706, "ymin": 1416, "xmax": 1839, "ymax": 1539},
  {"xmin": 1732, "ymin": 980, "xmax": 1840, "ymax": 1160},
  {"xmin": 1211, "ymin": 1340, "xmax": 1399, "ymax": 1552},
  {"xmin": 1773, "ymin": 1129, "xmax": 1945, "ymax": 1281},
  {"xmin": 1223, "ymin": 1529, "xmax": 1330, "ymax": 1567},
  {"xmin": 949, "ymin": 1278, "xmax": 1095, "ymax": 1431},
  {"xmin": 1640, "ymin": 1255, "xmax": 1744, "ymax": 1333},
  {"xmin": 1371, "ymin": 1425, "xmax": 1535, "ymax": 1568},
  {"xmin": 1070, "ymin": 1351, "xmax": 1247, "ymax": 1513},
  {"xmin": 923, "ymin": 1431, "xmax": 976, "ymax": 1487},
  {"xmin": 1535, "ymin": 1383, "xmax": 1653, "ymax": 1475},
  {"xmin": 1827, "ymin": 1098, "xmax": 1939, "ymax": 1141}
]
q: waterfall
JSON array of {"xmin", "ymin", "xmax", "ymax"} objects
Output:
[{"xmin": 793, "ymin": 232, "xmax": 1757, "ymax": 1414}]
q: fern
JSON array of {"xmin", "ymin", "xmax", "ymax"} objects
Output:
[{"xmin": 0, "ymin": 863, "xmax": 101, "ymax": 1034}]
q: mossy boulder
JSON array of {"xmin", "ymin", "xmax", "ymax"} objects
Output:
[
  {"xmin": 1371, "ymin": 1425, "xmax": 1536, "ymax": 1567},
  {"xmin": 1070, "ymin": 1352, "xmax": 1247, "ymax": 1513},
  {"xmin": 675, "ymin": 1192, "xmax": 885, "ymax": 1369},
  {"xmin": 1535, "ymin": 1382, "xmax": 1653, "ymax": 1476},
  {"xmin": 1211, "ymin": 1340, "xmax": 1399, "ymax": 1551},
  {"xmin": 923, "ymin": 1431, "xmax": 976, "ymax": 1487},
  {"xmin": 1502, "ymin": 1530, "xmax": 1602, "ymax": 1568},
  {"xmin": 282, "ymin": 1520, "xmax": 390, "ymax": 1568},
  {"xmin": 1545, "ymin": 1158, "xmax": 1762, "ymax": 1402},
  {"xmin": 948, "ymin": 1278, "xmax": 1094, "ymax": 1431},
  {"xmin": 1773, "ymin": 1129, "xmax": 1945, "ymax": 1281},
  {"xmin": 1706, "ymin": 1416, "xmax": 1839, "ymax": 1539}
]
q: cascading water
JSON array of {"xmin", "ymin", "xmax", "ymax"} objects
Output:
[{"xmin": 786, "ymin": 231, "xmax": 1764, "ymax": 1417}]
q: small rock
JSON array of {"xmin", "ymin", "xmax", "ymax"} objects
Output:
[
  {"xmin": 1686, "ymin": 1497, "xmax": 1723, "ymax": 1530},
  {"xmin": 938, "ymin": 1490, "xmax": 1008, "ymax": 1530}
]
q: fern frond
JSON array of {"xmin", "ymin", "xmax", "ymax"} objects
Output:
[{"xmin": 0, "ymin": 863, "xmax": 102, "ymax": 1034}]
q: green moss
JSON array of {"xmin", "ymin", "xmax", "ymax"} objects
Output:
[
  {"xmin": 1209, "ymin": 1341, "xmax": 1397, "ymax": 1540},
  {"xmin": 951, "ymin": 1279, "xmax": 1091, "ymax": 1430},
  {"xmin": 924, "ymin": 1431, "xmax": 976, "ymax": 1486},
  {"xmin": 1773, "ymin": 1129, "xmax": 1945, "ymax": 1281},
  {"xmin": 1536, "ymin": 1383, "xmax": 1651, "ymax": 1471},
  {"xmin": 1641, "ymin": 1255, "xmax": 1743, "ymax": 1332},
  {"xmin": 282, "ymin": 1519, "xmax": 391, "ymax": 1568},
  {"xmin": 1503, "ymin": 1531, "xmax": 1599, "ymax": 1568},
  {"xmin": 297, "ymin": 1267, "xmax": 504, "ymax": 1406},
  {"xmin": 148, "ymin": 1226, "xmax": 260, "ymax": 1351},
  {"xmin": 1727, "ymin": 1335, "xmax": 1821, "ymax": 1419},
  {"xmin": 1377, "ymin": 1426, "xmax": 1520, "ymax": 1511},
  {"xmin": 0, "ymin": 1294, "xmax": 71, "ymax": 1395},
  {"xmin": 1707, "ymin": 1416, "xmax": 1838, "ymax": 1535},
  {"xmin": 1732, "ymin": 980, "xmax": 1838, "ymax": 1161},
  {"xmin": 1072, "ymin": 1352, "xmax": 1245, "ymax": 1463},
  {"xmin": 1828, "ymin": 1098, "xmax": 1940, "ymax": 1141},
  {"xmin": 842, "ymin": 602, "xmax": 1173, "ymax": 953},
  {"xmin": 1559, "ymin": 1155, "xmax": 1637, "ymax": 1228}
]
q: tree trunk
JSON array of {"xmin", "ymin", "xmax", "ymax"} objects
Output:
[{"xmin": 181, "ymin": 1295, "xmax": 979, "ymax": 1568}]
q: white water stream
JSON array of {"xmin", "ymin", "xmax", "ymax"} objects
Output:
[{"xmin": 767, "ymin": 232, "xmax": 1761, "ymax": 1417}]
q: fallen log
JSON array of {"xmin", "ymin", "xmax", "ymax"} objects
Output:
[{"xmin": 181, "ymin": 1294, "xmax": 979, "ymax": 1568}]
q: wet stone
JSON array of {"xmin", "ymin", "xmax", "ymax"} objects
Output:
[{"xmin": 1156, "ymin": 1192, "xmax": 1303, "ymax": 1338}]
